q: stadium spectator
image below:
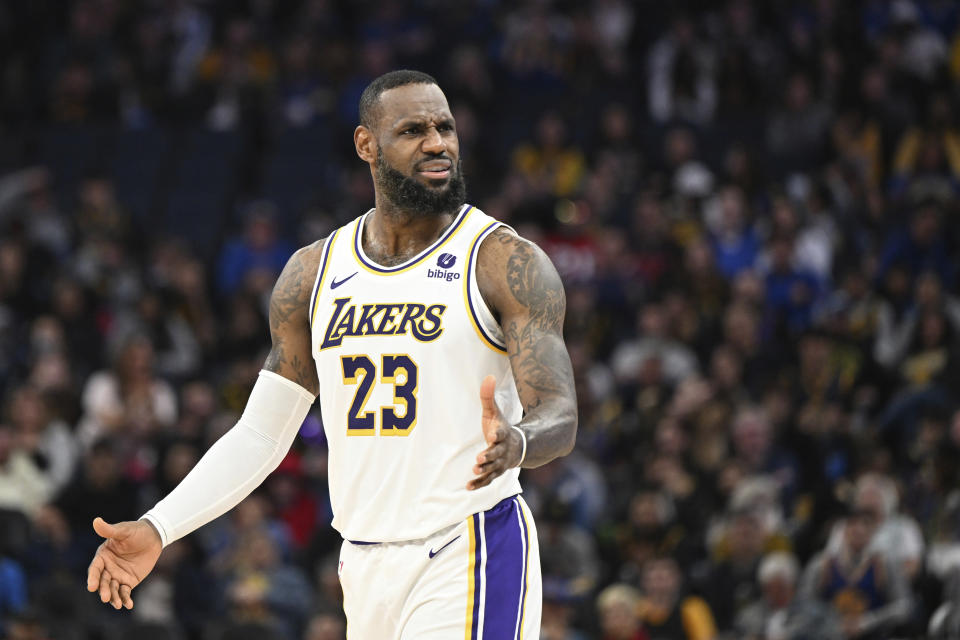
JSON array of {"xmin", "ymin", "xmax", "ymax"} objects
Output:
[
  {"xmin": 52, "ymin": 438, "xmax": 138, "ymax": 545},
  {"xmin": 675, "ymin": 238, "xmax": 729, "ymax": 333},
  {"xmin": 876, "ymin": 200, "xmax": 953, "ymax": 290},
  {"xmin": 766, "ymin": 72, "xmax": 831, "ymax": 173},
  {"xmin": 735, "ymin": 551, "xmax": 843, "ymax": 640},
  {"xmin": 596, "ymin": 583, "xmax": 648, "ymax": 640},
  {"xmin": 276, "ymin": 34, "xmax": 330, "ymax": 129},
  {"xmin": 595, "ymin": 105, "xmax": 643, "ymax": 205},
  {"xmin": 826, "ymin": 474, "xmax": 925, "ymax": 582},
  {"xmin": 697, "ymin": 499, "xmax": 789, "ymax": 634},
  {"xmin": 832, "ymin": 104, "xmax": 886, "ymax": 190},
  {"xmin": 5, "ymin": 385, "xmax": 77, "ymax": 494},
  {"xmin": 729, "ymin": 408, "xmax": 798, "ymax": 505},
  {"xmin": 111, "ymin": 288, "xmax": 202, "ymax": 380},
  {"xmin": 814, "ymin": 261, "xmax": 885, "ymax": 349},
  {"xmin": 663, "ymin": 128, "xmax": 714, "ymax": 201},
  {"xmin": 76, "ymin": 175, "xmax": 132, "ymax": 247},
  {"xmin": 220, "ymin": 529, "xmax": 313, "ymax": 639},
  {"xmin": 629, "ymin": 193, "xmax": 679, "ymax": 294},
  {"xmin": 612, "ymin": 486, "xmax": 692, "ymax": 586},
  {"xmin": 647, "ymin": 13, "xmax": 716, "ymax": 125},
  {"xmin": 706, "ymin": 185, "xmax": 760, "ymax": 280},
  {"xmin": 46, "ymin": 277, "xmax": 103, "ymax": 381},
  {"xmin": 511, "ymin": 111, "xmax": 586, "ymax": 199},
  {"xmin": 760, "ymin": 233, "xmax": 823, "ymax": 337},
  {"xmin": 76, "ymin": 334, "xmax": 177, "ymax": 452},
  {"xmin": 612, "ymin": 302, "xmax": 699, "ymax": 388},
  {"xmin": 166, "ymin": 252, "xmax": 219, "ymax": 359},
  {"xmin": 196, "ymin": 17, "xmax": 276, "ymax": 131},
  {"xmin": 264, "ymin": 451, "xmax": 323, "ymax": 550},
  {"xmin": 638, "ymin": 556, "xmax": 717, "ymax": 640},
  {"xmin": 0, "ymin": 423, "xmax": 52, "ymax": 518},
  {"xmin": 538, "ymin": 497, "xmax": 601, "ymax": 603},
  {"xmin": 801, "ymin": 503, "xmax": 913, "ymax": 639},
  {"xmin": 217, "ymin": 201, "xmax": 294, "ymax": 297}
]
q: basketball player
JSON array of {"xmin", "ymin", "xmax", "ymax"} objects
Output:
[{"xmin": 86, "ymin": 70, "xmax": 577, "ymax": 638}]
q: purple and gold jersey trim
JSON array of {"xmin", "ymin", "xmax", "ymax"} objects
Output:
[
  {"xmin": 352, "ymin": 204, "xmax": 474, "ymax": 275},
  {"xmin": 464, "ymin": 221, "xmax": 508, "ymax": 353},
  {"xmin": 309, "ymin": 228, "xmax": 340, "ymax": 327}
]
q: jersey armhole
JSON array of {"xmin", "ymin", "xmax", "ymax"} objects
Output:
[
  {"xmin": 308, "ymin": 230, "xmax": 339, "ymax": 329},
  {"xmin": 464, "ymin": 222, "xmax": 512, "ymax": 353}
]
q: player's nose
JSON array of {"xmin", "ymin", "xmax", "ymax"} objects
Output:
[{"xmin": 421, "ymin": 126, "xmax": 446, "ymax": 154}]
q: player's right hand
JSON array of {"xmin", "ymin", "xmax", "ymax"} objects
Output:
[
  {"xmin": 86, "ymin": 517, "xmax": 163, "ymax": 610},
  {"xmin": 469, "ymin": 375, "xmax": 524, "ymax": 490}
]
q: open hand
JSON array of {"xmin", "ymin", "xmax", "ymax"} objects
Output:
[
  {"xmin": 86, "ymin": 517, "xmax": 163, "ymax": 610},
  {"xmin": 468, "ymin": 375, "xmax": 523, "ymax": 490}
]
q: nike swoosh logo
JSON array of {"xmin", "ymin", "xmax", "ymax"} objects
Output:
[
  {"xmin": 428, "ymin": 534, "xmax": 461, "ymax": 559},
  {"xmin": 330, "ymin": 272, "xmax": 358, "ymax": 289}
]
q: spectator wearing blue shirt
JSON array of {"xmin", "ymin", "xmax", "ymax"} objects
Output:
[
  {"xmin": 764, "ymin": 234, "xmax": 823, "ymax": 336},
  {"xmin": 709, "ymin": 185, "xmax": 761, "ymax": 280},
  {"xmin": 0, "ymin": 556, "xmax": 27, "ymax": 635},
  {"xmin": 877, "ymin": 201, "xmax": 954, "ymax": 289},
  {"xmin": 217, "ymin": 201, "xmax": 295, "ymax": 296}
]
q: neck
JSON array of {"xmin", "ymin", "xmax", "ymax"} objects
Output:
[
  {"xmin": 649, "ymin": 592, "xmax": 676, "ymax": 610},
  {"xmin": 364, "ymin": 197, "xmax": 460, "ymax": 264},
  {"xmin": 842, "ymin": 545, "xmax": 869, "ymax": 570}
]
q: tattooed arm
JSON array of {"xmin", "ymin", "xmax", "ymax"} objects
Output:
[
  {"xmin": 84, "ymin": 239, "xmax": 326, "ymax": 610},
  {"xmin": 263, "ymin": 239, "xmax": 326, "ymax": 394},
  {"xmin": 469, "ymin": 227, "xmax": 576, "ymax": 487}
]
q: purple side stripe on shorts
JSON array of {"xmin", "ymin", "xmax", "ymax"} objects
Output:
[{"xmin": 479, "ymin": 496, "xmax": 527, "ymax": 639}]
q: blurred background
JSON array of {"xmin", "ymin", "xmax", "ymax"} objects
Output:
[{"xmin": 1, "ymin": 0, "xmax": 960, "ymax": 638}]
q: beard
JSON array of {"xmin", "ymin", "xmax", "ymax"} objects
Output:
[{"xmin": 374, "ymin": 147, "xmax": 467, "ymax": 217}]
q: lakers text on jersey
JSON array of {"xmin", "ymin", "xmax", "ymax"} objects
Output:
[{"xmin": 309, "ymin": 204, "xmax": 523, "ymax": 542}]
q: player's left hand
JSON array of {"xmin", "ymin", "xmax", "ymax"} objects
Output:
[
  {"xmin": 469, "ymin": 375, "xmax": 523, "ymax": 490},
  {"xmin": 86, "ymin": 517, "xmax": 162, "ymax": 610}
]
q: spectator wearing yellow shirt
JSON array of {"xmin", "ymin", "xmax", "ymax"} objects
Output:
[
  {"xmin": 639, "ymin": 557, "xmax": 717, "ymax": 640},
  {"xmin": 512, "ymin": 112, "xmax": 586, "ymax": 198},
  {"xmin": 196, "ymin": 18, "xmax": 276, "ymax": 87},
  {"xmin": 889, "ymin": 94, "xmax": 960, "ymax": 201},
  {"xmin": 832, "ymin": 107, "xmax": 884, "ymax": 189}
]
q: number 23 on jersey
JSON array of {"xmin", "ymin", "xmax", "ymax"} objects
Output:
[{"xmin": 340, "ymin": 354, "xmax": 418, "ymax": 436}]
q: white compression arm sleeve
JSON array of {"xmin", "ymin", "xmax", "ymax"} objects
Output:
[{"xmin": 141, "ymin": 370, "xmax": 315, "ymax": 547}]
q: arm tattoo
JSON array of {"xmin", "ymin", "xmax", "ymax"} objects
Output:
[
  {"xmin": 268, "ymin": 250, "xmax": 307, "ymax": 328},
  {"xmin": 505, "ymin": 243, "xmax": 564, "ymax": 333},
  {"xmin": 264, "ymin": 241, "xmax": 323, "ymax": 394},
  {"xmin": 489, "ymin": 228, "xmax": 577, "ymax": 466}
]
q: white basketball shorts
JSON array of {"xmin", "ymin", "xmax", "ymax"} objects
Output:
[{"xmin": 338, "ymin": 494, "xmax": 542, "ymax": 639}]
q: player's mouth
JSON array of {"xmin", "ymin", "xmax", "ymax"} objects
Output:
[{"xmin": 417, "ymin": 160, "xmax": 452, "ymax": 179}]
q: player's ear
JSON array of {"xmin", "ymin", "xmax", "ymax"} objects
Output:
[{"xmin": 355, "ymin": 126, "xmax": 377, "ymax": 164}]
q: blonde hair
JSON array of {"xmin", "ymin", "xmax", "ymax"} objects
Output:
[
  {"xmin": 597, "ymin": 583, "xmax": 642, "ymax": 613},
  {"xmin": 757, "ymin": 551, "xmax": 799, "ymax": 586},
  {"xmin": 855, "ymin": 473, "xmax": 897, "ymax": 517}
]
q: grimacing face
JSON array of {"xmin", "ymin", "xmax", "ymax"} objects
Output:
[{"xmin": 358, "ymin": 83, "xmax": 467, "ymax": 216}]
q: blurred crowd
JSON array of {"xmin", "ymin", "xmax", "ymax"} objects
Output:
[{"xmin": 2, "ymin": 0, "xmax": 960, "ymax": 639}]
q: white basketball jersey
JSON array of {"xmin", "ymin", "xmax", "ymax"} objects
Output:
[{"xmin": 309, "ymin": 204, "xmax": 523, "ymax": 542}]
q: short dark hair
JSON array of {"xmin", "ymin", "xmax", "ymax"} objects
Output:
[{"xmin": 358, "ymin": 69, "xmax": 439, "ymax": 128}]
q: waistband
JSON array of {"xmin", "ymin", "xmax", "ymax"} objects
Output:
[{"xmin": 346, "ymin": 493, "xmax": 522, "ymax": 546}]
